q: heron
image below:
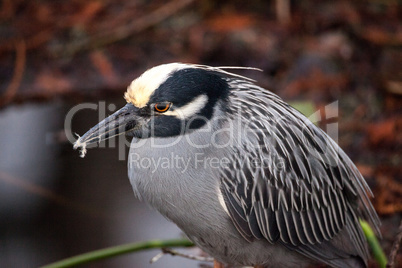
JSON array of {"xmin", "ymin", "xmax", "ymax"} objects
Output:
[{"xmin": 74, "ymin": 63, "xmax": 380, "ymax": 268}]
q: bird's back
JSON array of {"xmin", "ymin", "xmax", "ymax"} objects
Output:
[{"xmin": 216, "ymin": 79, "xmax": 380, "ymax": 267}]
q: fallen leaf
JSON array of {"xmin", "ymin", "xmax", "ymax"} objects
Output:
[
  {"xmin": 366, "ymin": 118, "xmax": 400, "ymax": 146},
  {"xmin": 206, "ymin": 13, "xmax": 255, "ymax": 32}
]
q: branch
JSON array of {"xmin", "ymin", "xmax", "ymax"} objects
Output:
[
  {"xmin": 150, "ymin": 247, "xmax": 213, "ymax": 263},
  {"xmin": 0, "ymin": 40, "xmax": 26, "ymax": 106},
  {"xmin": 0, "ymin": 171, "xmax": 107, "ymax": 218},
  {"xmin": 275, "ymin": 0, "xmax": 291, "ymax": 25},
  {"xmin": 40, "ymin": 239, "xmax": 194, "ymax": 268},
  {"xmin": 387, "ymin": 219, "xmax": 402, "ymax": 268},
  {"xmin": 51, "ymin": 0, "xmax": 195, "ymax": 57}
]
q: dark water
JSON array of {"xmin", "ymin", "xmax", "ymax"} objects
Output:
[{"xmin": 0, "ymin": 99, "xmax": 201, "ymax": 267}]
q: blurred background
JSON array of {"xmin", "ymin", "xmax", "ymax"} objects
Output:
[{"xmin": 0, "ymin": 0, "xmax": 401, "ymax": 267}]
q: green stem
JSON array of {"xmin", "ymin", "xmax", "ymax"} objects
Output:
[
  {"xmin": 360, "ymin": 220, "xmax": 387, "ymax": 268},
  {"xmin": 42, "ymin": 222, "xmax": 388, "ymax": 268},
  {"xmin": 41, "ymin": 238, "xmax": 194, "ymax": 268}
]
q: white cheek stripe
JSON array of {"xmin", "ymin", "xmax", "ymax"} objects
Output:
[{"xmin": 164, "ymin": 94, "xmax": 208, "ymax": 119}]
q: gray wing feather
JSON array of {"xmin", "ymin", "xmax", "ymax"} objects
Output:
[{"xmin": 220, "ymin": 81, "xmax": 380, "ymax": 265}]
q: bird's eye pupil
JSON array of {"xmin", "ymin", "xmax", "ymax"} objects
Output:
[{"xmin": 154, "ymin": 102, "xmax": 171, "ymax": 113}]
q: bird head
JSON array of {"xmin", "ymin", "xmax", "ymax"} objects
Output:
[{"xmin": 73, "ymin": 63, "xmax": 259, "ymax": 157}]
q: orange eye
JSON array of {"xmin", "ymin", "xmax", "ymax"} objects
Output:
[{"xmin": 154, "ymin": 102, "xmax": 171, "ymax": 113}]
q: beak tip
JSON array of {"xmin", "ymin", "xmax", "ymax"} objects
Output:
[{"xmin": 73, "ymin": 136, "xmax": 88, "ymax": 158}]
